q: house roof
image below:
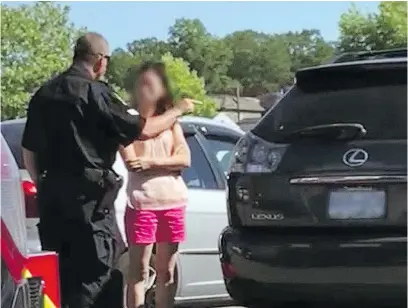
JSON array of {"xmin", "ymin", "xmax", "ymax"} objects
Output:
[{"xmin": 211, "ymin": 95, "xmax": 264, "ymax": 112}]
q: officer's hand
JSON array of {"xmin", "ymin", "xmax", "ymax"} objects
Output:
[{"xmin": 175, "ymin": 98, "xmax": 201, "ymax": 114}]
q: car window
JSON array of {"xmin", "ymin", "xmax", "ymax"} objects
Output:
[
  {"xmin": 1, "ymin": 123, "xmax": 24, "ymax": 169},
  {"xmin": 254, "ymin": 65, "xmax": 407, "ymax": 142},
  {"xmin": 205, "ymin": 137, "xmax": 237, "ymax": 175},
  {"xmin": 182, "ymin": 136, "xmax": 217, "ymax": 189}
]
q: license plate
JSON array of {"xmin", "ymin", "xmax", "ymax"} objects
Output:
[{"xmin": 328, "ymin": 189, "xmax": 386, "ymax": 220}]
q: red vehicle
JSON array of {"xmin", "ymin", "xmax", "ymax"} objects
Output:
[{"xmin": 1, "ymin": 134, "xmax": 61, "ymax": 308}]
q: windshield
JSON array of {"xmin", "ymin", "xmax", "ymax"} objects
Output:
[
  {"xmin": 1, "ymin": 122, "xmax": 25, "ymax": 169},
  {"xmin": 253, "ymin": 71, "xmax": 407, "ymax": 142}
]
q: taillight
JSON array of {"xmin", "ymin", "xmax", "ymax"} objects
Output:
[
  {"xmin": 227, "ymin": 133, "xmax": 288, "ymax": 227},
  {"xmin": 228, "ymin": 136, "xmax": 249, "ymax": 174},
  {"xmin": 22, "ymin": 180, "xmax": 38, "ymax": 218},
  {"xmin": 22, "ymin": 180, "xmax": 37, "ymax": 196},
  {"xmin": 221, "ymin": 261, "xmax": 237, "ymax": 279},
  {"xmin": 1, "ymin": 135, "xmax": 28, "ymax": 255},
  {"xmin": 228, "ymin": 132, "xmax": 287, "ymax": 174}
]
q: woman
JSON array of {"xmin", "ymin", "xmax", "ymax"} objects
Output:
[{"xmin": 120, "ymin": 62, "xmax": 194, "ymax": 308}]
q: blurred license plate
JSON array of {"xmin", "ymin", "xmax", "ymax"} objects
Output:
[{"xmin": 328, "ymin": 189, "xmax": 386, "ymax": 219}]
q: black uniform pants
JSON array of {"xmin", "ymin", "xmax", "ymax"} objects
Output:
[{"xmin": 37, "ymin": 174, "xmax": 123, "ymax": 308}]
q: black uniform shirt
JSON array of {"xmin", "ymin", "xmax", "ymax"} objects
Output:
[{"xmin": 22, "ymin": 65, "xmax": 141, "ymax": 173}]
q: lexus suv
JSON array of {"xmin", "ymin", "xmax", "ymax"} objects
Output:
[{"xmin": 219, "ymin": 50, "xmax": 407, "ymax": 307}]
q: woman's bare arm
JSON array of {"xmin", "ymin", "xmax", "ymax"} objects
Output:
[
  {"xmin": 150, "ymin": 122, "xmax": 191, "ymax": 170},
  {"xmin": 119, "ymin": 144, "xmax": 138, "ymax": 171},
  {"xmin": 22, "ymin": 148, "xmax": 39, "ymax": 184}
]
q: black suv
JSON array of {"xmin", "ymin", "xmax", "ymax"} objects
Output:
[{"xmin": 219, "ymin": 50, "xmax": 407, "ymax": 307}]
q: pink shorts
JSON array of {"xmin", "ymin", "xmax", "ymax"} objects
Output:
[{"xmin": 125, "ymin": 206, "xmax": 186, "ymax": 244}]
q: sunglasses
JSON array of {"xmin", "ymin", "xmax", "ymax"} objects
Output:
[{"xmin": 95, "ymin": 53, "xmax": 111, "ymax": 62}]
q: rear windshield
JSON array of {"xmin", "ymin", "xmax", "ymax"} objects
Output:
[
  {"xmin": 1, "ymin": 122, "xmax": 25, "ymax": 168},
  {"xmin": 254, "ymin": 65, "xmax": 407, "ymax": 141},
  {"xmin": 238, "ymin": 119, "xmax": 260, "ymax": 132}
]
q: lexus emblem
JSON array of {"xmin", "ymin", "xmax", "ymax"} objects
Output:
[
  {"xmin": 343, "ymin": 148, "xmax": 368, "ymax": 167},
  {"xmin": 251, "ymin": 212, "xmax": 284, "ymax": 221}
]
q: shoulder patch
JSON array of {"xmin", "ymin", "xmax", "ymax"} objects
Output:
[
  {"xmin": 111, "ymin": 92, "xmax": 128, "ymax": 106},
  {"xmin": 127, "ymin": 108, "xmax": 139, "ymax": 116}
]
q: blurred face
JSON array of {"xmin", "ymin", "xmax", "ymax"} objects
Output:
[{"xmin": 135, "ymin": 69, "xmax": 165, "ymax": 106}]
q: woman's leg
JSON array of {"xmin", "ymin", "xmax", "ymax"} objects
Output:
[
  {"xmin": 154, "ymin": 207, "xmax": 185, "ymax": 308},
  {"xmin": 155, "ymin": 243, "xmax": 179, "ymax": 308},
  {"xmin": 125, "ymin": 207, "xmax": 158, "ymax": 308},
  {"xmin": 127, "ymin": 244, "xmax": 154, "ymax": 308}
]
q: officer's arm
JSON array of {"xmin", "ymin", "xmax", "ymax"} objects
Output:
[
  {"xmin": 91, "ymin": 83, "xmax": 182, "ymax": 146},
  {"xmin": 21, "ymin": 94, "xmax": 45, "ymax": 183},
  {"xmin": 22, "ymin": 149, "xmax": 38, "ymax": 184},
  {"xmin": 105, "ymin": 99, "xmax": 184, "ymax": 141},
  {"xmin": 141, "ymin": 108, "xmax": 182, "ymax": 139}
]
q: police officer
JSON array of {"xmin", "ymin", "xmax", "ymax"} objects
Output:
[{"xmin": 21, "ymin": 32, "xmax": 194, "ymax": 308}]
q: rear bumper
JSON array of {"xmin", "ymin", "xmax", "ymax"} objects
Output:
[{"xmin": 219, "ymin": 227, "xmax": 407, "ymax": 305}]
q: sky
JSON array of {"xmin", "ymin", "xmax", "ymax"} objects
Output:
[{"xmin": 11, "ymin": 1, "xmax": 380, "ymax": 50}]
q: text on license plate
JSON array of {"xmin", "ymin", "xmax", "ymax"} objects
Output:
[{"xmin": 328, "ymin": 189, "xmax": 386, "ymax": 220}]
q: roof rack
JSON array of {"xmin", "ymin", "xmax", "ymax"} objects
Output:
[{"xmin": 330, "ymin": 48, "xmax": 407, "ymax": 64}]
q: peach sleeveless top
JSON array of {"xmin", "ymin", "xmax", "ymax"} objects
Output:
[{"xmin": 126, "ymin": 129, "xmax": 188, "ymax": 211}]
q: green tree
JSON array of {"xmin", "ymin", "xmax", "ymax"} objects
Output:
[
  {"xmin": 106, "ymin": 48, "xmax": 140, "ymax": 90},
  {"xmin": 339, "ymin": 1, "xmax": 407, "ymax": 52},
  {"xmin": 225, "ymin": 30, "xmax": 292, "ymax": 96},
  {"xmin": 127, "ymin": 37, "xmax": 171, "ymax": 60},
  {"xmin": 162, "ymin": 53, "xmax": 217, "ymax": 117},
  {"xmin": 280, "ymin": 29, "xmax": 335, "ymax": 73},
  {"xmin": 1, "ymin": 2, "xmax": 82, "ymax": 120},
  {"xmin": 169, "ymin": 18, "xmax": 234, "ymax": 94}
]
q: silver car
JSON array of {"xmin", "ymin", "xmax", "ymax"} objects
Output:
[{"xmin": 1, "ymin": 116, "xmax": 244, "ymax": 307}]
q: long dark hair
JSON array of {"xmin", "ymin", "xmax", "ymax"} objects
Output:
[{"xmin": 129, "ymin": 61, "xmax": 174, "ymax": 116}]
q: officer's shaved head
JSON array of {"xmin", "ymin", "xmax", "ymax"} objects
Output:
[{"xmin": 73, "ymin": 32, "xmax": 109, "ymax": 64}]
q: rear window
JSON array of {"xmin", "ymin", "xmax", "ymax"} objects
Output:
[
  {"xmin": 254, "ymin": 64, "xmax": 407, "ymax": 141},
  {"xmin": 1, "ymin": 122, "xmax": 25, "ymax": 168}
]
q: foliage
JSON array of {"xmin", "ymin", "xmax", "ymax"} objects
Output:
[
  {"xmin": 127, "ymin": 37, "xmax": 171, "ymax": 60},
  {"xmin": 378, "ymin": 1, "xmax": 407, "ymax": 45},
  {"xmin": 223, "ymin": 29, "xmax": 334, "ymax": 96},
  {"xmin": 169, "ymin": 18, "xmax": 234, "ymax": 94},
  {"xmin": 161, "ymin": 53, "xmax": 217, "ymax": 117},
  {"xmin": 225, "ymin": 30, "xmax": 292, "ymax": 96},
  {"xmin": 1, "ymin": 2, "xmax": 83, "ymax": 120},
  {"xmin": 279, "ymin": 29, "xmax": 335, "ymax": 73},
  {"xmin": 106, "ymin": 48, "xmax": 140, "ymax": 90},
  {"xmin": 338, "ymin": 2, "xmax": 407, "ymax": 52}
]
